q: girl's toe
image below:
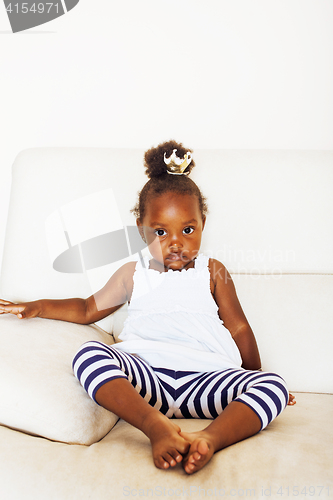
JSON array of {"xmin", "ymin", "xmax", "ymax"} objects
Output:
[{"xmin": 154, "ymin": 456, "xmax": 169, "ymax": 469}]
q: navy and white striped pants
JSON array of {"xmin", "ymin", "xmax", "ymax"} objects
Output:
[{"xmin": 72, "ymin": 341, "xmax": 289, "ymax": 430}]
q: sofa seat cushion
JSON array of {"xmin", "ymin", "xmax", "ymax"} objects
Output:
[
  {"xmin": 0, "ymin": 393, "xmax": 332, "ymax": 500},
  {"xmin": 0, "ymin": 314, "xmax": 117, "ymax": 445}
]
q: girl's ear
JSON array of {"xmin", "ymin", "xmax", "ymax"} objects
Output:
[
  {"xmin": 202, "ymin": 216, "xmax": 206, "ymax": 231},
  {"xmin": 136, "ymin": 219, "xmax": 146, "ymax": 242}
]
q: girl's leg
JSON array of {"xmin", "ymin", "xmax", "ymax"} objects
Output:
[
  {"xmin": 95, "ymin": 378, "xmax": 190, "ymax": 469},
  {"xmin": 72, "ymin": 342, "xmax": 190, "ymax": 469},
  {"xmin": 176, "ymin": 369, "xmax": 289, "ymax": 474},
  {"xmin": 180, "ymin": 400, "xmax": 262, "ymax": 473}
]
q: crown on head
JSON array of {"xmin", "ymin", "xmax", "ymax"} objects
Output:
[{"xmin": 164, "ymin": 149, "xmax": 192, "ymax": 175}]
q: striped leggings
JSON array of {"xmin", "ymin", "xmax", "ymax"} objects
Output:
[{"xmin": 72, "ymin": 341, "xmax": 289, "ymax": 430}]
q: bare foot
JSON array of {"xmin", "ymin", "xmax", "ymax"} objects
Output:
[
  {"xmin": 180, "ymin": 431, "xmax": 215, "ymax": 474},
  {"xmin": 143, "ymin": 413, "xmax": 190, "ymax": 470},
  {"xmin": 288, "ymin": 393, "xmax": 296, "ymax": 405}
]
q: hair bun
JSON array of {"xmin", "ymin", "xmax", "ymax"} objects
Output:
[{"xmin": 144, "ymin": 140, "xmax": 195, "ymax": 179}]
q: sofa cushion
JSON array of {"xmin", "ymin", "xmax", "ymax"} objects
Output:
[
  {"xmin": 0, "ymin": 393, "xmax": 332, "ymax": 500},
  {"xmin": 0, "ymin": 314, "xmax": 118, "ymax": 445}
]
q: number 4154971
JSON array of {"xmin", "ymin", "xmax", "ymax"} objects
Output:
[{"xmin": 6, "ymin": 3, "xmax": 60, "ymax": 14}]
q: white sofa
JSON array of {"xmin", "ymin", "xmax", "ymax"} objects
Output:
[{"xmin": 0, "ymin": 148, "xmax": 332, "ymax": 499}]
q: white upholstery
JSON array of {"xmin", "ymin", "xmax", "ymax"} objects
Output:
[
  {"xmin": 0, "ymin": 148, "xmax": 332, "ymax": 499},
  {"xmin": 0, "ymin": 393, "xmax": 332, "ymax": 500},
  {"xmin": 0, "ymin": 315, "xmax": 117, "ymax": 445},
  {"xmin": 0, "ymin": 148, "xmax": 147, "ymax": 333}
]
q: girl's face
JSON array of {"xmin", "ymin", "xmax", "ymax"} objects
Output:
[{"xmin": 138, "ymin": 192, "xmax": 205, "ymax": 272}]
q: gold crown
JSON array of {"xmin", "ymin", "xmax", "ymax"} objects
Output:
[{"xmin": 164, "ymin": 149, "xmax": 192, "ymax": 175}]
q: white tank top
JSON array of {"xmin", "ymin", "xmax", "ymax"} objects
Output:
[{"xmin": 115, "ymin": 254, "xmax": 242, "ymax": 372}]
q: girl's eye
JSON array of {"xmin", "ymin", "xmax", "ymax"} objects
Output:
[
  {"xmin": 155, "ymin": 229, "xmax": 167, "ymax": 237},
  {"xmin": 183, "ymin": 226, "xmax": 194, "ymax": 235}
]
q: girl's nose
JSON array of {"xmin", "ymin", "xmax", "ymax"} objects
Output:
[
  {"xmin": 169, "ymin": 234, "xmax": 183, "ymax": 250},
  {"xmin": 169, "ymin": 234, "xmax": 183, "ymax": 249}
]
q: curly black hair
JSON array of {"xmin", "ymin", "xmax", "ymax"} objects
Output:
[{"xmin": 131, "ymin": 140, "xmax": 208, "ymax": 221}]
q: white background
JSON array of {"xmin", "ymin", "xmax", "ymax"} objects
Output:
[{"xmin": 0, "ymin": 0, "xmax": 333, "ymax": 274}]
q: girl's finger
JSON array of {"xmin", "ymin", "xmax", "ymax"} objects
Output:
[
  {"xmin": 0, "ymin": 300, "xmax": 13, "ymax": 305},
  {"xmin": 0, "ymin": 305, "xmax": 24, "ymax": 314}
]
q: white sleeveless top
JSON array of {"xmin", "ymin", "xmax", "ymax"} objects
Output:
[{"xmin": 115, "ymin": 254, "xmax": 242, "ymax": 372}]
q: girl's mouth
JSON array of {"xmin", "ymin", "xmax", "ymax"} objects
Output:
[{"xmin": 167, "ymin": 253, "xmax": 187, "ymax": 262}]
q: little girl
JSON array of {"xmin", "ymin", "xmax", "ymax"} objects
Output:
[{"xmin": 0, "ymin": 140, "xmax": 295, "ymax": 475}]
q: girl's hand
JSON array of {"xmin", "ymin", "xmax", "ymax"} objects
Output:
[
  {"xmin": 288, "ymin": 393, "xmax": 296, "ymax": 405},
  {"xmin": 0, "ymin": 299, "xmax": 40, "ymax": 319}
]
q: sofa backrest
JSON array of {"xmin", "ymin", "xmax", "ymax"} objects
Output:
[{"xmin": 1, "ymin": 148, "xmax": 333, "ymax": 393}]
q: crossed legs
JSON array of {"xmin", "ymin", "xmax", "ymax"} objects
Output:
[
  {"xmin": 95, "ymin": 377, "xmax": 262, "ymax": 473},
  {"xmin": 73, "ymin": 342, "xmax": 289, "ymax": 474}
]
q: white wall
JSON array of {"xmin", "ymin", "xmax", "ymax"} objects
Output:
[{"xmin": 1, "ymin": 0, "xmax": 333, "ymax": 273}]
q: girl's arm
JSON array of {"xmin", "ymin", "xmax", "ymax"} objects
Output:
[
  {"xmin": 0, "ymin": 297, "xmax": 94, "ymax": 323},
  {"xmin": 0, "ymin": 261, "xmax": 136, "ymax": 325},
  {"xmin": 209, "ymin": 258, "xmax": 261, "ymax": 370}
]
